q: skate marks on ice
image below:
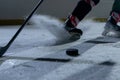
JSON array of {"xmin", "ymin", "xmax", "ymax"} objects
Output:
[
  {"xmin": 0, "ymin": 36, "xmax": 119, "ymax": 62},
  {"xmin": 0, "ymin": 42, "xmax": 117, "ymax": 80},
  {"xmin": 36, "ymin": 35, "xmax": 119, "ymax": 65},
  {"xmin": 0, "ymin": 36, "xmax": 118, "ymax": 71},
  {"xmin": 37, "ymin": 52, "xmax": 116, "ymax": 80},
  {"xmin": 63, "ymin": 61, "xmax": 115, "ymax": 80},
  {"xmin": 84, "ymin": 36, "xmax": 120, "ymax": 48},
  {"xmin": 54, "ymin": 35, "xmax": 120, "ymax": 46},
  {"xmin": 0, "ymin": 57, "xmax": 116, "ymax": 80},
  {"xmin": 0, "ymin": 39, "xmax": 118, "ymax": 80},
  {"xmin": 66, "ymin": 36, "xmax": 120, "ymax": 56},
  {"xmin": 0, "ymin": 36, "xmax": 119, "ymax": 65},
  {"xmin": 85, "ymin": 36, "xmax": 120, "ymax": 44}
]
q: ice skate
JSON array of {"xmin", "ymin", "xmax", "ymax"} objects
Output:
[
  {"xmin": 102, "ymin": 21, "xmax": 120, "ymax": 37},
  {"xmin": 64, "ymin": 26, "xmax": 83, "ymax": 40}
]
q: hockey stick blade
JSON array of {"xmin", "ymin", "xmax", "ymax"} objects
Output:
[{"xmin": 0, "ymin": 46, "xmax": 7, "ymax": 57}]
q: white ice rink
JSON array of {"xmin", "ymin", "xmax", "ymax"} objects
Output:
[{"xmin": 0, "ymin": 15, "xmax": 120, "ymax": 80}]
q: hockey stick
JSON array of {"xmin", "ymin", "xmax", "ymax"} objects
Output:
[{"xmin": 0, "ymin": 0, "xmax": 44, "ymax": 57}]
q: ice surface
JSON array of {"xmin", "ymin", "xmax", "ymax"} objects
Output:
[{"xmin": 0, "ymin": 15, "xmax": 120, "ymax": 80}]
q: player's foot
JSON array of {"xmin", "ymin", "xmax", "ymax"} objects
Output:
[
  {"xmin": 64, "ymin": 26, "xmax": 83, "ymax": 40},
  {"xmin": 102, "ymin": 21, "xmax": 120, "ymax": 37}
]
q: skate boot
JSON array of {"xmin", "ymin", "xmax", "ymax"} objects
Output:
[
  {"xmin": 102, "ymin": 21, "xmax": 120, "ymax": 37},
  {"xmin": 65, "ymin": 26, "xmax": 83, "ymax": 40}
]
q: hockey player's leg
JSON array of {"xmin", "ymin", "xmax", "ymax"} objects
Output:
[
  {"xmin": 102, "ymin": 0, "xmax": 120, "ymax": 37},
  {"xmin": 65, "ymin": 0, "xmax": 100, "ymax": 39}
]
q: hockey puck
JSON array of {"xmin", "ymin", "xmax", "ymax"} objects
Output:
[{"xmin": 66, "ymin": 48, "xmax": 79, "ymax": 57}]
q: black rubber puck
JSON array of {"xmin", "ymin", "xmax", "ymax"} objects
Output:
[{"xmin": 66, "ymin": 48, "xmax": 79, "ymax": 57}]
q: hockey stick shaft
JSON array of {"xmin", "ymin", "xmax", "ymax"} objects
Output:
[{"xmin": 0, "ymin": 0, "xmax": 44, "ymax": 57}]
